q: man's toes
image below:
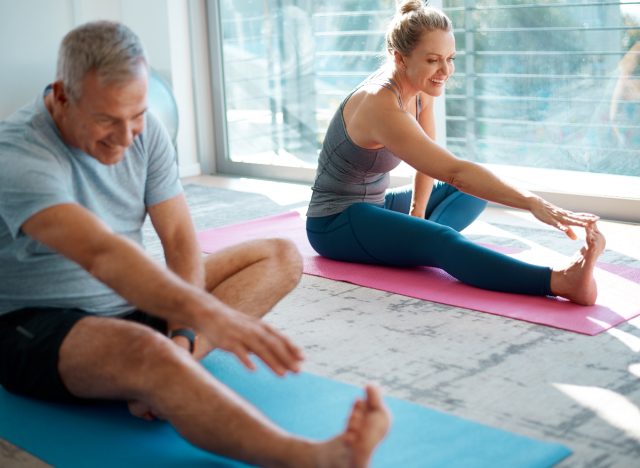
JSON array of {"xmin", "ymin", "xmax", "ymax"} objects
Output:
[
  {"xmin": 365, "ymin": 385, "xmax": 384, "ymax": 410},
  {"xmin": 347, "ymin": 400, "xmax": 365, "ymax": 432}
]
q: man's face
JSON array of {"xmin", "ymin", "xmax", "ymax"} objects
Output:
[{"xmin": 61, "ymin": 67, "xmax": 148, "ymax": 165}]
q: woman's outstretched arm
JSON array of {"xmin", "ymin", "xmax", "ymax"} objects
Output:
[{"xmin": 365, "ymin": 92, "xmax": 598, "ymax": 238}]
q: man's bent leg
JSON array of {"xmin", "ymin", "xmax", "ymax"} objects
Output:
[
  {"xmin": 58, "ymin": 316, "xmax": 389, "ymax": 467},
  {"xmin": 203, "ymin": 238, "xmax": 303, "ymax": 318}
]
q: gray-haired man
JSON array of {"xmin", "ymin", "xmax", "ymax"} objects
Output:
[{"xmin": 0, "ymin": 21, "xmax": 388, "ymax": 467}]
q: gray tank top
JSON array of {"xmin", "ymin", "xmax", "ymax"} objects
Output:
[{"xmin": 307, "ymin": 70, "xmax": 422, "ymax": 217}]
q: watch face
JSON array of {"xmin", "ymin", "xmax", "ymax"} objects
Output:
[{"xmin": 170, "ymin": 329, "xmax": 196, "ymax": 353}]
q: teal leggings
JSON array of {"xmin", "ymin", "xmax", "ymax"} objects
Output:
[{"xmin": 306, "ymin": 183, "xmax": 552, "ymax": 296}]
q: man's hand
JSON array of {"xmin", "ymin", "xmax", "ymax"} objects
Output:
[{"xmin": 199, "ymin": 306, "xmax": 304, "ymax": 376}]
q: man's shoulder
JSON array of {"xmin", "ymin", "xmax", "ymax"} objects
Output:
[
  {"xmin": 1, "ymin": 95, "xmax": 42, "ymax": 127},
  {"xmin": 141, "ymin": 111, "xmax": 175, "ymax": 146},
  {"xmin": 0, "ymin": 106, "xmax": 31, "ymax": 144},
  {"xmin": 0, "ymin": 98, "xmax": 57, "ymax": 153},
  {"xmin": 0, "ymin": 106, "xmax": 70, "ymax": 184},
  {"xmin": 129, "ymin": 110, "xmax": 175, "ymax": 171},
  {"xmin": 145, "ymin": 110, "xmax": 163, "ymax": 129}
]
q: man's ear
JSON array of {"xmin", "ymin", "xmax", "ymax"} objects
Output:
[{"xmin": 51, "ymin": 81, "xmax": 70, "ymax": 107}]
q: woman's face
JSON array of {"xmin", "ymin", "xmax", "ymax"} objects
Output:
[{"xmin": 399, "ymin": 29, "xmax": 456, "ymax": 97}]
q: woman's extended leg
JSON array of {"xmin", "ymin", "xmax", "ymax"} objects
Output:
[
  {"xmin": 307, "ymin": 203, "xmax": 605, "ymax": 304},
  {"xmin": 384, "ymin": 182, "xmax": 487, "ymax": 231},
  {"xmin": 307, "ymin": 203, "xmax": 551, "ymax": 295},
  {"xmin": 383, "ymin": 183, "xmax": 605, "ymax": 304}
]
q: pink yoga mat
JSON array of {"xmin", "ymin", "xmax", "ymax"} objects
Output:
[{"xmin": 196, "ymin": 212, "xmax": 640, "ymax": 336}]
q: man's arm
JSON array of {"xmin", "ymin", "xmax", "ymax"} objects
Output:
[
  {"xmin": 147, "ymin": 194, "xmax": 205, "ymax": 352},
  {"xmin": 21, "ymin": 203, "xmax": 302, "ymax": 374},
  {"xmin": 148, "ymin": 193, "xmax": 204, "ymax": 288}
]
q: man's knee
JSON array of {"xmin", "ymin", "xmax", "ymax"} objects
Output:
[
  {"xmin": 265, "ymin": 238, "xmax": 303, "ymax": 285},
  {"xmin": 60, "ymin": 319, "xmax": 190, "ymax": 397},
  {"xmin": 111, "ymin": 326, "xmax": 200, "ymax": 404},
  {"xmin": 121, "ymin": 327, "xmax": 191, "ymax": 379},
  {"xmin": 268, "ymin": 237, "xmax": 302, "ymax": 263}
]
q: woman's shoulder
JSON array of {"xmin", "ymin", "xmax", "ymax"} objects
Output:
[
  {"xmin": 341, "ymin": 84, "xmax": 408, "ymax": 150},
  {"xmin": 343, "ymin": 85, "xmax": 398, "ymax": 132},
  {"xmin": 345, "ymin": 84, "xmax": 402, "ymax": 117}
]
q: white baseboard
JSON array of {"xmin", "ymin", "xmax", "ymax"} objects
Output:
[{"xmin": 179, "ymin": 163, "xmax": 201, "ymax": 178}]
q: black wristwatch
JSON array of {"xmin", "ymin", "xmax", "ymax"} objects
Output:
[{"xmin": 169, "ymin": 328, "xmax": 196, "ymax": 354}]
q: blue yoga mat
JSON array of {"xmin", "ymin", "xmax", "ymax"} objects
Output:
[{"xmin": 0, "ymin": 352, "xmax": 570, "ymax": 467}]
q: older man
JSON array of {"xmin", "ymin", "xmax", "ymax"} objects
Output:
[{"xmin": 0, "ymin": 21, "xmax": 388, "ymax": 467}]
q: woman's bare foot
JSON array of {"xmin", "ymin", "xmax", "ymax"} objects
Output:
[
  {"xmin": 550, "ymin": 223, "xmax": 606, "ymax": 305},
  {"xmin": 314, "ymin": 385, "xmax": 391, "ymax": 467}
]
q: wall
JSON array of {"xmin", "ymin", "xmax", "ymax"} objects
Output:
[{"xmin": 0, "ymin": 0, "xmax": 202, "ymax": 176}]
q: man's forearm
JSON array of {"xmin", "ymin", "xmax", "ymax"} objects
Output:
[
  {"xmin": 162, "ymin": 237, "xmax": 206, "ymax": 348},
  {"xmin": 163, "ymin": 242, "xmax": 206, "ymax": 290},
  {"xmin": 88, "ymin": 233, "xmax": 218, "ymax": 328},
  {"xmin": 148, "ymin": 193, "xmax": 206, "ymax": 290}
]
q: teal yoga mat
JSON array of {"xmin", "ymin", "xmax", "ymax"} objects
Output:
[{"xmin": 0, "ymin": 352, "xmax": 570, "ymax": 467}]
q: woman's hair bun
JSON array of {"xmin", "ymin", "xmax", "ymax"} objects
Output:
[{"xmin": 399, "ymin": 0, "xmax": 425, "ymax": 15}]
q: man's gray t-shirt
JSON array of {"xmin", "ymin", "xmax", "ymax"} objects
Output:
[{"xmin": 0, "ymin": 89, "xmax": 182, "ymax": 316}]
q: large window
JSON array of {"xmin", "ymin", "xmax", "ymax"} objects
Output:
[
  {"xmin": 444, "ymin": 1, "xmax": 640, "ymax": 179},
  {"xmin": 210, "ymin": 0, "xmax": 396, "ymax": 180},
  {"xmin": 207, "ymin": 1, "xmax": 640, "ymax": 217}
]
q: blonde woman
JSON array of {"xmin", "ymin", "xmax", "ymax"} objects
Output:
[{"xmin": 306, "ymin": 0, "xmax": 605, "ymax": 305}]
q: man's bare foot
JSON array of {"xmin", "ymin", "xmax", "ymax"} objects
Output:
[
  {"xmin": 550, "ymin": 223, "xmax": 606, "ymax": 305},
  {"xmin": 342, "ymin": 385, "xmax": 391, "ymax": 467},
  {"xmin": 314, "ymin": 385, "xmax": 391, "ymax": 467}
]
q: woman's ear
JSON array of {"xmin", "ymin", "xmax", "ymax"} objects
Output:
[{"xmin": 393, "ymin": 50, "xmax": 406, "ymax": 70}]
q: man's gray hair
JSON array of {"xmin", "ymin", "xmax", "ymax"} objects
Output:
[{"xmin": 56, "ymin": 21, "xmax": 148, "ymax": 101}]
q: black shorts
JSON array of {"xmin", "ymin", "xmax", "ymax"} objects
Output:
[{"xmin": 0, "ymin": 307, "xmax": 167, "ymax": 403}]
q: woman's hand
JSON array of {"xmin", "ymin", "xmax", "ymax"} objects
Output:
[
  {"xmin": 409, "ymin": 172, "xmax": 433, "ymax": 219},
  {"xmin": 529, "ymin": 197, "xmax": 599, "ymax": 239},
  {"xmin": 409, "ymin": 208, "xmax": 426, "ymax": 218}
]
